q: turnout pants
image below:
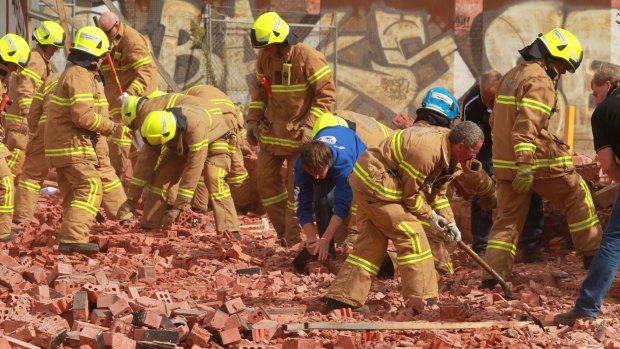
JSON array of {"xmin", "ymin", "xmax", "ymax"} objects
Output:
[
  {"xmin": 6, "ymin": 132, "xmax": 28, "ymax": 176},
  {"xmin": 326, "ymin": 191, "xmax": 437, "ymax": 307},
  {"xmin": 257, "ymin": 150, "xmax": 301, "ymax": 244},
  {"xmin": 14, "ymin": 128, "xmax": 48, "ymax": 223},
  {"xmin": 108, "ymin": 128, "xmax": 132, "ymax": 178},
  {"xmin": 0, "ymin": 156, "xmax": 14, "ymax": 239},
  {"xmin": 227, "ymin": 144, "xmax": 252, "ymax": 210},
  {"xmin": 484, "ymin": 173, "xmax": 602, "ymax": 281}
]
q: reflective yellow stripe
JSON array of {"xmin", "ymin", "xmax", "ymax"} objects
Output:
[
  {"xmin": 103, "ymin": 179, "xmax": 121, "ymax": 192},
  {"xmin": 249, "ymin": 101, "xmax": 265, "ymax": 110},
  {"xmin": 227, "ymin": 172, "xmax": 249, "ymax": 184},
  {"xmin": 198, "ymin": 177, "xmax": 205, "ymax": 185},
  {"xmin": 89, "ymin": 113, "xmax": 102, "ymax": 131},
  {"xmin": 111, "ymin": 138, "xmax": 132, "ymax": 146},
  {"xmin": 86, "ymin": 178, "xmax": 99, "ymax": 206},
  {"xmin": 495, "ymin": 95, "xmax": 553, "ymax": 116},
  {"xmin": 309, "ymin": 106, "xmax": 324, "ymax": 118},
  {"xmin": 212, "ymin": 98, "xmax": 235, "ymax": 108},
  {"xmin": 18, "ymin": 180, "xmax": 41, "ymax": 193},
  {"xmin": 166, "ymin": 94, "xmax": 181, "ymax": 109},
  {"xmin": 352, "ymin": 162, "xmax": 402, "ymax": 200},
  {"xmin": 18, "ymin": 98, "xmax": 32, "ymax": 106},
  {"xmin": 371, "ymin": 117, "xmax": 390, "ymax": 138},
  {"xmin": 307, "ymin": 65, "xmax": 332, "ymax": 84},
  {"xmin": 492, "ymin": 156, "xmax": 573, "ymax": 170},
  {"xmin": 477, "ymin": 177, "xmax": 494, "ymax": 197},
  {"xmin": 391, "ymin": 130, "xmax": 426, "ymax": 184},
  {"xmin": 130, "ymin": 177, "xmax": 147, "ymax": 186},
  {"xmin": 431, "ymin": 198, "xmax": 450, "ymax": 211},
  {"xmin": 261, "ymin": 191, "xmax": 288, "ymax": 206},
  {"xmin": 4, "ymin": 113, "xmax": 24, "ymax": 122},
  {"xmin": 189, "ymin": 139, "xmax": 209, "ymax": 152},
  {"xmin": 398, "ymin": 222, "xmax": 421, "ymax": 254},
  {"xmin": 148, "ymin": 186, "xmax": 166, "ymax": 196},
  {"xmin": 397, "ymin": 249, "xmax": 433, "ymax": 265},
  {"xmin": 45, "ymin": 147, "xmax": 97, "ymax": 157},
  {"xmin": 211, "ymin": 189, "xmax": 232, "ymax": 200},
  {"xmin": 514, "ymin": 142, "xmax": 536, "ymax": 153},
  {"xmin": 258, "ymin": 134, "xmax": 301, "ymax": 148},
  {"xmin": 350, "ymin": 206, "xmax": 357, "ymax": 215},
  {"xmin": 405, "ymin": 195, "xmax": 424, "ymax": 213},
  {"xmin": 20, "ymin": 68, "xmax": 43, "ymax": 86},
  {"xmin": 178, "ymin": 187, "xmax": 194, "ymax": 199},
  {"xmin": 2, "ymin": 176, "xmax": 13, "ymax": 211},
  {"xmin": 287, "ymin": 200, "xmax": 296, "ymax": 212},
  {"xmin": 43, "ymin": 80, "xmax": 58, "ymax": 95},
  {"xmin": 130, "ymin": 56, "xmax": 152, "ymax": 69},
  {"xmin": 345, "ymin": 254, "xmax": 379, "ymax": 276},
  {"xmin": 94, "ymin": 98, "xmax": 108, "ymax": 107},
  {"xmin": 38, "ymin": 115, "xmax": 48, "ymax": 124},
  {"xmin": 70, "ymin": 200, "xmax": 98, "ymax": 216},
  {"xmin": 487, "ymin": 239, "xmax": 517, "ymax": 255},
  {"xmin": 51, "ymin": 94, "xmax": 94, "ymax": 106},
  {"xmin": 34, "ymin": 93, "xmax": 45, "ymax": 101},
  {"xmin": 271, "ymin": 83, "xmax": 308, "ymax": 93},
  {"xmin": 130, "ymin": 80, "xmax": 144, "ymax": 95},
  {"xmin": 208, "ymin": 108, "xmax": 223, "ymax": 117},
  {"xmin": 7, "ymin": 149, "xmax": 20, "ymax": 169}
]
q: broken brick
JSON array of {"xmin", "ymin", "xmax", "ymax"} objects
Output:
[
  {"xmin": 251, "ymin": 319, "xmax": 279, "ymax": 342},
  {"xmin": 188, "ymin": 325, "xmax": 212, "ymax": 347},
  {"xmin": 223, "ymin": 297, "xmax": 246, "ymax": 315},
  {"xmin": 219, "ymin": 327, "xmax": 242, "ymax": 345}
]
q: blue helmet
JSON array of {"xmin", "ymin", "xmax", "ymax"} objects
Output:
[{"xmin": 418, "ymin": 87, "xmax": 459, "ymax": 120}]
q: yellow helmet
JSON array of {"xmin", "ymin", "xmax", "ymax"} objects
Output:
[
  {"xmin": 121, "ymin": 96, "xmax": 144, "ymax": 126},
  {"xmin": 539, "ymin": 28, "xmax": 583, "ymax": 73},
  {"xmin": 71, "ymin": 26, "xmax": 109, "ymax": 57},
  {"xmin": 33, "ymin": 21, "xmax": 66, "ymax": 47},
  {"xmin": 250, "ymin": 12, "xmax": 297, "ymax": 48},
  {"xmin": 311, "ymin": 113, "xmax": 348, "ymax": 138},
  {"xmin": 0, "ymin": 34, "xmax": 31, "ymax": 69},
  {"xmin": 141, "ymin": 110, "xmax": 177, "ymax": 145}
]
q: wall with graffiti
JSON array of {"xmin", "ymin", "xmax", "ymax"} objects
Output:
[{"xmin": 110, "ymin": 0, "xmax": 620, "ymax": 153}]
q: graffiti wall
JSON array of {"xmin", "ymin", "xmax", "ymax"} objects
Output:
[{"xmin": 121, "ymin": 0, "xmax": 620, "ymax": 154}]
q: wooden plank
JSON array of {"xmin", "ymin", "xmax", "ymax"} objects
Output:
[
  {"xmin": 284, "ymin": 320, "xmax": 533, "ymax": 331},
  {"xmin": 54, "ymin": 0, "xmax": 71, "ymax": 55},
  {"xmin": 100, "ymin": 0, "xmax": 181, "ymax": 93},
  {"xmin": 264, "ymin": 306, "xmax": 308, "ymax": 315}
]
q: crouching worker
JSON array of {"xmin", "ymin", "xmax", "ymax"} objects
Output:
[{"xmin": 324, "ymin": 121, "xmax": 484, "ymax": 313}]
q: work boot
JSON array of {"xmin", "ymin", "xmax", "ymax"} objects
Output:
[
  {"xmin": 481, "ymin": 279, "xmax": 498, "ymax": 290},
  {"xmin": 521, "ymin": 247, "xmax": 545, "ymax": 263},
  {"xmin": 0, "ymin": 234, "xmax": 16, "ymax": 243},
  {"xmin": 59, "ymin": 243, "xmax": 99, "ymax": 255},
  {"xmin": 583, "ymin": 255, "xmax": 594, "ymax": 270},
  {"xmin": 11, "ymin": 226, "xmax": 26, "ymax": 234},
  {"xmin": 231, "ymin": 231, "xmax": 242, "ymax": 240},
  {"xmin": 425, "ymin": 298, "xmax": 438, "ymax": 306},
  {"xmin": 324, "ymin": 298, "xmax": 355, "ymax": 313},
  {"xmin": 191, "ymin": 207, "xmax": 208, "ymax": 215},
  {"xmin": 554, "ymin": 309, "xmax": 595, "ymax": 326}
]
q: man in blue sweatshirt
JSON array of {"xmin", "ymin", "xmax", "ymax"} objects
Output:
[{"xmin": 294, "ymin": 114, "xmax": 366, "ymax": 261}]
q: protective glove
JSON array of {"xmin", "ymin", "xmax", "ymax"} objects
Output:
[
  {"xmin": 117, "ymin": 92, "xmax": 130, "ymax": 104},
  {"xmin": 430, "ymin": 210, "xmax": 448, "ymax": 231},
  {"xmin": 476, "ymin": 192, "xmax": 497, "ymax": 211},
  {"xmin": 117, "ymin": 199, "xmax": 137, "ymax": 221},
  {"xmin": 161, "ymin": 208, "xmax": 180, "ymax": 227},
  {"xmin": 445, "ymin": 222, "xmax": 462, "ymax": 242},
  {"xmin": 246, "ymin": 121, "xmax": 259, "ymax": 146},
  {"xmin": 512, "ymin": 163, "xmax": 533, "ymax": 193}
]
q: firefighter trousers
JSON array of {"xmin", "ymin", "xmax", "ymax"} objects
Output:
[
  {"xmin": 0, "ymin": 156, "xmax": 14, "ymax": 239},
  {"xmin": 484, "ymin": 173, "xmax": 602, "ymax": 281},
  {"xmin": 6, "ymin": 131, "xmax": 28, "ymax": 176},
  {"xmin": 227, "ymin": 145, "xmax": 252, "ymax": 210},
  {"xmin": 108, "ymin": 131, "xmax": 132, "ymax": 178},
  {"xmin": 424, "ymin": 222, "xmax": 454, "ymax": 275},
  {"xmin": 257, "ymin": 151, "xmax": 301, "ymax": 245},
  {"xmin": 14, "ymin": 129, "xmax": 48, "ymax": 223},
  {"xmin": 191, "ymin": 177, "xmax": 210, "ymax": 212},
  {"xmin": 326, "ymin": 192, "xmax": 437, "ymax": 307},
  {"xmin": 205, "ymin": 154, "xmax": 239, "ymax": 232}
]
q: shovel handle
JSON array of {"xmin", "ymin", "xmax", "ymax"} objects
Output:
[{"xmin": 457, "ymin": 240, "xmax": 513, "ymax": 299}]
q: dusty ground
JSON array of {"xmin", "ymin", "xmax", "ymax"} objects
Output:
[{"xmin": 0, "ymin": 191, "xmax": 619, "ymax": 349}]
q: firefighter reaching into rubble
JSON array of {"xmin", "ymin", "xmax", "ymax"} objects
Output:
[
  {"xmin": 482, "ymin": 28, "xmax": 602, "ymax": 289},
  {"xmin": 248, "ymin": 11, "xmax": 336, "ymax": 246},
  {"xmin": 4, "ymin": 21, "xmax": 65, "ymax": 176},
  {"xmin": 324, "ymin": 121, "xmax": 485, "ymax": 313},
  {"xmin": 134, "ymin": 104, "xmax": 239, "ymax": 234},
  {"xmin": 0, "ymin": 33, "xmax": 30, "ymax": 242},
  {"xmin": 555, "ymin": 63, "xmax": 620, "ymax": 325},
  {"xmin": 98, "ymin": 11, "xmax": 161, "ymax": 178},
  {"xmin": 118, "ymin": 91, "xmax": 241, "ymax": 236},
  {"xmin": 44, "ymin": 26, "xmax": 132, "ymax": 254}
]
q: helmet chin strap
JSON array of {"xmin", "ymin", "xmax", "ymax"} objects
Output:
[{"xmin": 544, "ymin": 56, "xmax": 558, "ymax": 80}]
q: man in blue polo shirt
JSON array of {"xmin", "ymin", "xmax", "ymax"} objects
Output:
[{"xmin": 294, "ymin": 114, "xmax": 366, "ymax": 261}]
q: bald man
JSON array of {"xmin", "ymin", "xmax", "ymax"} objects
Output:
[
  {"xmin": 461, "ymin": 70, "xmax": 545, "ymax": 263},
  {"xmin": 98, "ymin": 12, "xmax": 160, "ymax": 178}
]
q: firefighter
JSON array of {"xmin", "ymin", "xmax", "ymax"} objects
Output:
[
  {"xmin": 0, "ymin": 33, "xmax": 30, "ymax": 243},
  {"xmin": 325, "ymin": 121, "xmax": 484, "ymax": 312},
  {"xmin": 44, "ymin": 26, "xmax": 131, "ymax": 254},
  {"xmin": 13, "ymin": 72, "xmax": 60, "ymax": 223},
  {"xmin": 555, "ymin": 63, "xmax": 620, "ymax": 325},
  {"xmin": 98, "ymin": 11, "xmax": 160, "ymax": 178},
  {"xmin": 118, "ymin": 95, "xmax": 240, "ymax": 234},
  {"xmin": 135, "ymin": 105, "xmax": 238, "ymax": 233},
  {"xmin": 482, "ymin": 28, "xmax": 601, "ymax": 289},
  {"xmin": 295, "ymin": 113, "xmax": 366, "ymax": 261},
  {"xmin": 412, "ymin": 87, "xmax": 497, "ymax": 275},
  {"xmin": 4, "ymin": 21, "xmax": 64, "ymax": 176},
  {"xmin": 248, "ymin": 12, "xmax": 336, "ymax": 245},
  {"xmin": 183, "ymin": 85, "xmax": 253, "ymax": 212}
]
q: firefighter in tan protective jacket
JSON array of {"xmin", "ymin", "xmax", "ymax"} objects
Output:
[
  {"xmin": 98, "ymin": 12, "xmax": 160, "ymax": 178},
  {"xmin": 0, "ymin": 33, "xmax": 31, "ymax": 243},
  {"xmin": 13, "ymin": 72, "xmax": 60, "ymax": 223},
  {"xmin": 135, "ymin": 104, "xmax": 239, "ymax": 233},
  {"xmin": 324, "ymin": 121, "xmax": 484, "ymax": 312},
  {"xmin": 4, "ymin": 21, "xmax": 65, "ymax": 176},
  {"xmin": 482, "ymin": 28, "xmax": 602, "ymax": 289},
  {"xmin": 248, "ymin": 12, "xmax": 336, "ymax": 245},
  {"xmin": 118, "ymin": 95, "xmax": 239, "ymax": 234},
  {"xmin": 44, "ymin": 27, "xmax": 131, "ymax": 254}
]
